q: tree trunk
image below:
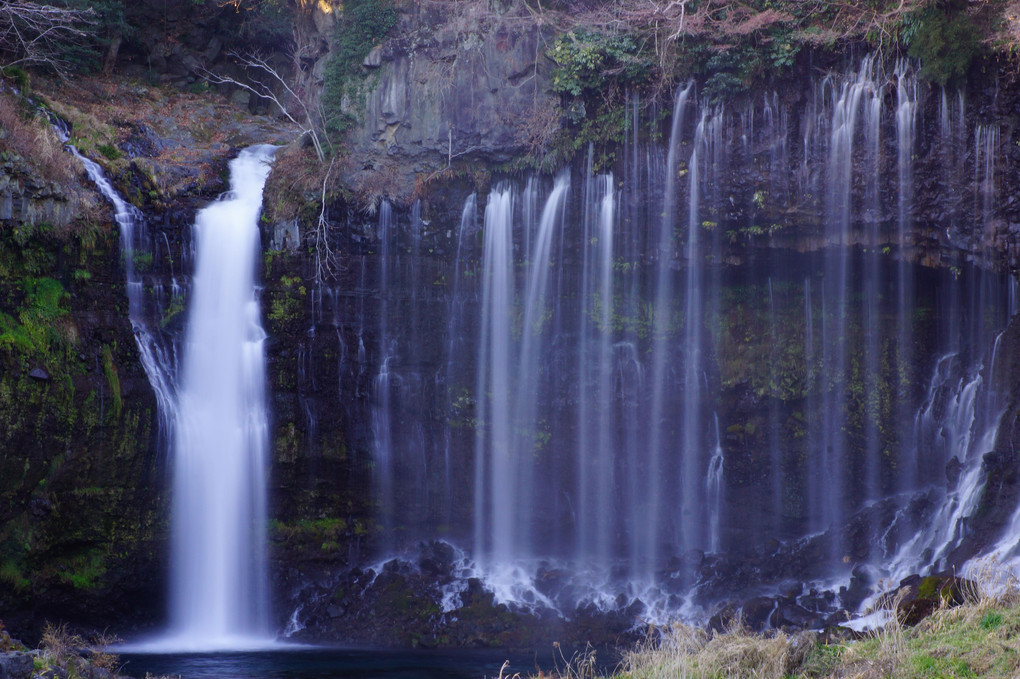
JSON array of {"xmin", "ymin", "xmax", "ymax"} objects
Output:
[{"xmin": 102, "ymin": 34, "xmax": 122, "ymax": 76}]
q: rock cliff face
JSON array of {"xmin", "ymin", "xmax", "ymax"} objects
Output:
[
  {"xmin": 280, "ymin": 1, "xmax": 559, "ymax": 204},
  {"xmin": 0, "ymin": 159, "xmax": 75, "ymax": 227},
  {"xmin": 347, "ymin": 3, "xmax": 556, "ymax": 188}
]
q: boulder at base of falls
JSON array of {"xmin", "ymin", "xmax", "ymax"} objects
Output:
[{"xmin": 874, "ymin": 573, "xmax": 974, "ymax": 626}]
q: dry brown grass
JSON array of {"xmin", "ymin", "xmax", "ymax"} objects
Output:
[
  {"xmin": 37, "ymin": 623, "xmax": 129, "ymax": 677},
  {"xmin": 350, "ymin": 161, "xmax": 408, "ymax": 212},
  {"xmin": 263, "ymin": 141, "xmax": 345, "ymax": 222},
  {"xmin": 40, "ymin": 622, "xmax": 85, "ymax": 668},
  {"xmin": 0, "ymin": 90, "xmax": 78, "ymax": 185},
  {"xmin": 620, "ymin": 621, "xmax": 799, "ymax": 679},
  {"xmin": 87, "ymin": 630, "xmax": 122, "ymax": 673},
  {"xmin": 0, "ymin": 88, "xmax": 105, "ymax": 232}
]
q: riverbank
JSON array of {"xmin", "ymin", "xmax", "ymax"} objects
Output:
[
  {"xmin": 556, "ymin": 572, "xmax": 1020, "ymax": 679},
  {"xmin": 0, "ymin": 621, "xmax": 174, "ymax": 679}
]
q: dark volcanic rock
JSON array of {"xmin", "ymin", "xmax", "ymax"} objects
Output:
[
  {"xmin": 874, "ymin": 572, "xmax": 973, "ymax": 626},
  {"xmin": 28, "ymin": 367, "xmax": 50, "ymax": 381},
  {"xmin": 771, "ymin": 601, "xmax": 824, "ymax": 630},
  {"xmin": 0, "ymin": 652, "xmax": 34, "ymax": 679}
]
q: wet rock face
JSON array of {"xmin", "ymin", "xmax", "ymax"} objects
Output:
[
  {"xmin": 0, "ymin": 207, "xmax": 168, "ymax": 641},
  {"xmin": 0, "ymin": 157, "xmax": 75, "ymax": 229},
  {"xmin": 0, "ymin": 651, "xmax": 34, "ymax": 679},
  {"xmin": 276, "ymin": 542, "xmax": 638, "ymax": 649}
]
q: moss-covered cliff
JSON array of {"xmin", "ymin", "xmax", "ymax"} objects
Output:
[{"xmin": 0, "ymin": 105, "xmax": 166, "ymax": 637}]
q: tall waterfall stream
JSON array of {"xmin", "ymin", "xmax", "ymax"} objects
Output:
[{"xmin": 70, "ymin": 140, "xmax": 277, "ymax": 650}]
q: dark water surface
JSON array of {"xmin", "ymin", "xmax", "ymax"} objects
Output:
[{"xmin": 119, "ymin": 648, "xmax": 542, "ymax": 679}]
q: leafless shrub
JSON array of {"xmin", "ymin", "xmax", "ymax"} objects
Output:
[
  {"xmin": 40, "ymin": 622, "xmax": 85, "ymax": 669},
  {"xmin": 0, "ymin": 2, "xmax": 95, "ymax": 79},
  {"xmin": 87, "ymin": 630, "xmax": 122, "ymax": 673},
  {"xmin": 504, "ymin": 97, "xmax": 561, "ymax": 157},
  {"xmin": 313, "ymin": 154, "xmax": 343, "ymax": 284},
  {"xmin": 203, "ymin": 51, "xmax": 329, "ymax": 161}
]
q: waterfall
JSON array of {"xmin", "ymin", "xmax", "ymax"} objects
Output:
[
  {"xmin": 809, "ymin": 57, "xmax": 877, "ymax": 562},
  {"xmin": 474, "ymin": 175, "xmax": 570, "ymax": 567},
  {"xmin": 62, "ymin": 108, "xmax": 279, "ymax": 646},
  {"xmin": 680, "ymin": 110, "xmax": 708, "ymax": 553},
  {"xmin": 442, "ymin": 194, "xmax": 477, "ymax": 521},
  {"xmin": 250, "ymin": 54, "xmax": 1020, "ymax": 625},
  {"xmin": 515, "ymin": 171, "xmax": 570, "ymax": 557},
  {"xmin": 166, "ymin": 144, "xmax": 276, "ymax": 649},
  {"xmin": 975, "ymin": 124, "xmax": 1000, "ymax": 249},
  {"xmin": 895, "ymin": 61, "xmax": 918, "ymax": 503},
  {"xmin": 65, "ymin": 148, "xmax": 178, "ymax": 445},
  {"xmin": 577, "ymin": 172, "xmax": 614, "ymax": 564},
  {"xmin": 474, "ymin": 185, "xmax": 516, "ymax": 565},
  {"xmin": 881, "ymin": 339, "xmax": 1004, "ymax": 586},
  {"xmin": 862, "ymin": 78, "xmax": 883, "ymax": 524},
  {"xmin": 373, "ymin": 200, "xmax": 397, "ymax": 548},
  {"xmin": 644, "ymin": 81, "xmax": 693, "ymax": 576},
  {"xmin": 706, "ymin": 415, "xmax": 725, "ymax": 554}
]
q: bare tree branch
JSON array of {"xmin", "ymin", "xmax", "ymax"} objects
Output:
[
  {"xmin": 201, "ymin": 50, "xmax": 330, "ymax": 161},
  {"xmin": 0, "ymin": 1, "xmax": 95, "ymax": 80},
  {"xmin": 314, "ymin": 154, "xmax": 342, "ymax": 284}
]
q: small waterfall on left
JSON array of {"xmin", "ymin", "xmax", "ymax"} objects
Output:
[
  {"xmin": 61, "ymin": 132, "xmax": 178, "ymax": 439},
  {"xmin": 165, "ymin": 144, "xmax": 277, "ymax": 649}
]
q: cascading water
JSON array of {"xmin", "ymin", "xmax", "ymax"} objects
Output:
[
  {"xmin": 680, "ymin": 109, "xmax": 709, "ymax": 554},
  {"xmin": 474, "ymin": 185, "xmax": 516, "ymax": 566},
  {"xmin": 812, "ymin": 57, "xmax": 874, "ymax": 560},
  {"xmin": 441, "ymin": 194, "xmax": 478, "ymax": 521},
  {"xmin": 164, "ymin": 144, "xmax": 277, "ymax": 649},
  {"xmin": 975, "ymin": 124, "xmax": 1000, "ymax": 248},
  {"xmin": 280, "ymin": 56, "xmax": 1020, "ymax": 630},
  {"xmin": 64, "ymin": 144, "xmax": 178, "ymax": 442},
  {"xmin": 895, "ymin": 60, "xmax": 918, "ymax": 504},
  {"xmin": 576, "ymin": 171, "xmax": 614, "ymax": 565},
  {"xmin": 880, "ymin": 330, "xmax": 1007, "ymax": 587},
  {"xmin": 61, "ymin": 121, "xmax": 277, "ymax": 647},
  {"xmin": 644, "ymin": 81, "xmax": 692, "ymax": 577}
]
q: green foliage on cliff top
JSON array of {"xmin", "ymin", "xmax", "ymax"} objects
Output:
[
  {"xmin": 322, "ymin": 0, "xmax": 398, "ymax": 143},
  {"xmin": 904, "ymin": 4, "xmax": 982, "ymax": 87},
  {"xmin": 545, "ymin": 29, "xmax": 655, "ymax": 169},
  {"xmin": 549, "ymin": 30, "xmax": 652, "ymax": 99}
]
